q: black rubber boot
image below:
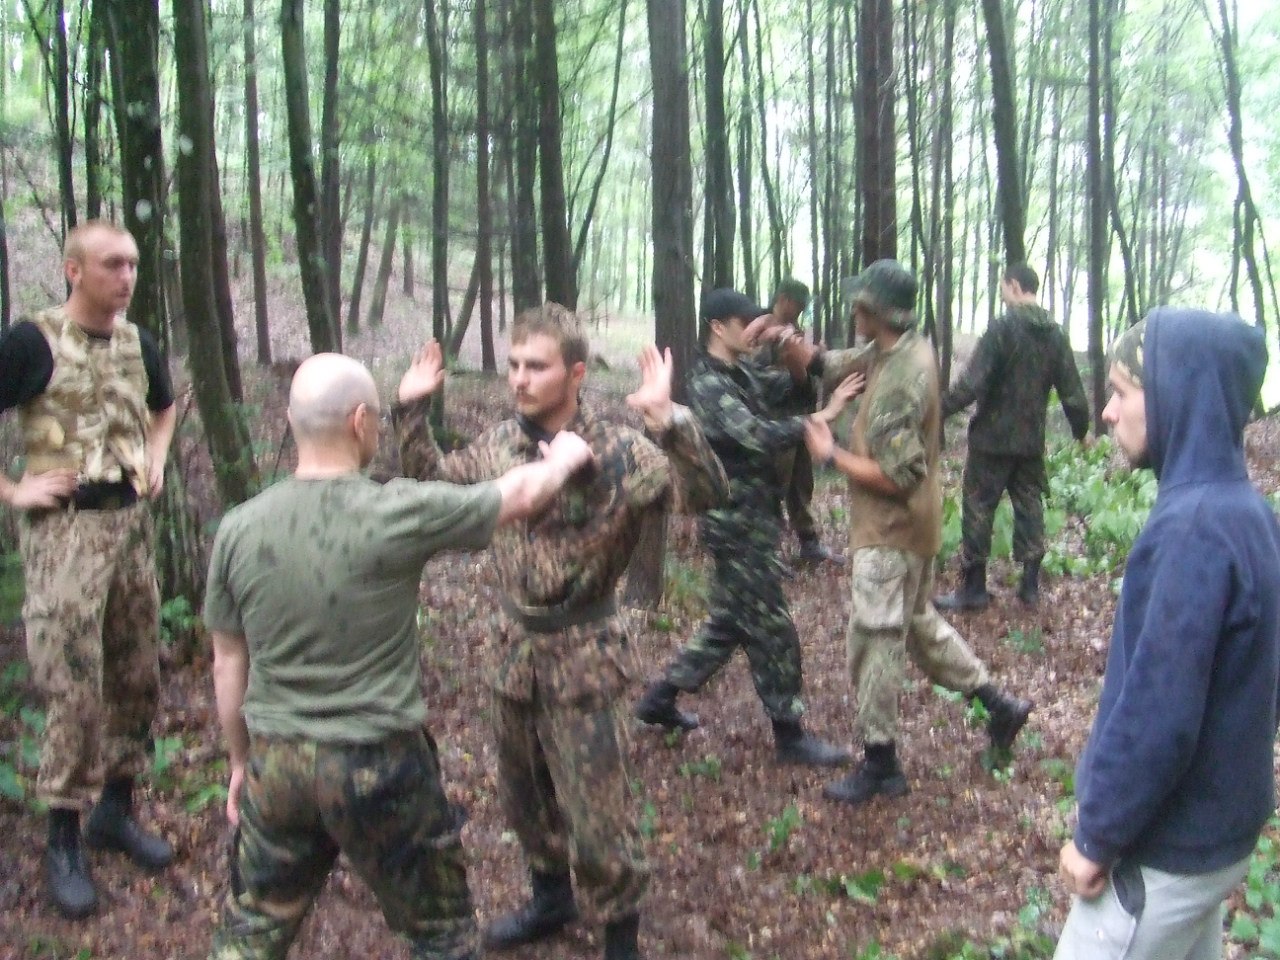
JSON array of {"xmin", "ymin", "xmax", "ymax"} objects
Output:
[
  {"xmin": 822, "ymin": 743, "xmax": 909, "ymax": 806},
  {"xmin": 46, "ymin": 808, "xmax": 97, "ymax": 919},
  {"xmin": 934, "ymin": 563, "xmax": 991, "ymax": 611},
  {"xmin": 85, "ymin": 777, "xmax": 174, "ymax": 871},
  {"xmin": 772, "ymin": 718, "xmax": 852, "ymax": 767},
  {"xmin": 604, "ymin": 912, "xmax": 643, "ymax": 960},
  {"xmin": 634, "ymin": 680, "xmax": 700, "ymax": 731},
  {"xmin": 796, "ymin": 539, "xmax": 847, "ymax": 566},
  {"xmin": 482, "ymin": 870, "xmax": 578, "ymax": 951},
  {"xmin": 974, "ymin": 684, "xmax": 1034, "ymax": 751},
  {"xmin": 1018, "ymin": 559, "xmax": 1041, "ymax": 607}
]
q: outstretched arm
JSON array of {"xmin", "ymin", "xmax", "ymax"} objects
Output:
[{"xmin": 493, "ymin": 431, "xmax": 595, "ymax": 524}]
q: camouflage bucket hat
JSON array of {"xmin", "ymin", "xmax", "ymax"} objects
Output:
[
  {"xmin": 1109, "ymin": 320, "xmax": 1147, "ymax": 388},
  {"xmin": 842, "ymin": 260, "xmax": 918, "ymax": 330}
]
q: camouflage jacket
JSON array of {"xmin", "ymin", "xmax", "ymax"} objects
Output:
[
  {"xmin": 686, "ymin": 351, "xmax": 814, "ymax": 514},
  {"xmin": 941, "ymin": 303, "xmax": 1089, "ymax": 456},
  {"xmin": 394, "ymin": 400, "xmax": 728, "ymax": 705},
  {"xmin": 748, "ymin": 336, "xmax": 815, "ymax": 417}
]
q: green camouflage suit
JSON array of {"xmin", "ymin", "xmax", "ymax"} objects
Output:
[
  {"xmin": 750, "ymin": 339, "xmax": 820, "ymax": 547},
  {"xmin": 660, "ymin": 352, "xmax": 813, "ymax": 721},
  {"xmin": 395, "ymin": 400, "xmax": 727, "ymax": 924},
  {"xmin": 942, "ymin": 303, "xmax": 1089, "ymax": 564}
]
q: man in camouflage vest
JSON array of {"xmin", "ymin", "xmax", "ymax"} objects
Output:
[
  {"xmin": 935, "ymin": 262, "xmax": 1089, "ymax": 610},
  {"xmin": 205, "ymin": 353, "xmax": 593, "ymax": 960},
  {"xmin": 0, "ymin": 220, "xmax": 177, "ymax": 917},
  {"xmin": 634, "ymin": 288, "xmax": 860, "ymax": 767},
  {"xmin": 395, "ymin": 306, "xmax": 729, "ymax": 960},
  {"xmin": 802, "ymin": 260, "xmax": 1033, "ymax": 805}
]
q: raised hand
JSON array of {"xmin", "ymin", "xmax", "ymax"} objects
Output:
[
  {"xmin": 778, "ymin": 329, "xmax": 820, "ymax": 379},
  {"xmin": 625, "ymin": 345, "xmax": 675, "ymax": 430},
  {"xmin": 816, "ymin": 371, "xmax": 866, "ymax": 423},
  {"xmin": 8, "ymin": 469, "xmax": 77, "ymax": 510},
  {"xmin": 398, "ymin": 339, "xmax": 447, "ymax": 404},
  {"xmin": 742, "ymin": 313, "xmax": 777, "ymax": 347}
]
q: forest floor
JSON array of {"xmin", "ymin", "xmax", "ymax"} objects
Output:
[{"xmin": 2, "ymin": 297, "xmax": 1279, "ymax": 960}]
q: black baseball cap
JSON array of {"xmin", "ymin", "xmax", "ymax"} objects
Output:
[{"xmin": 701, "ymin": 288, "xmax": 769, "ymax": 323}]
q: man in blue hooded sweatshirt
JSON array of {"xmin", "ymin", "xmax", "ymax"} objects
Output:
[{"xmin": 1055, "ymin": 310, "xmax": 1280, "ymax": 959}]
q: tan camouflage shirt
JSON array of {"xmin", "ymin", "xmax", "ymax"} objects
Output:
[{"xmin": 395, "ymin": 400, "xmax": 728, "ymax": 705}]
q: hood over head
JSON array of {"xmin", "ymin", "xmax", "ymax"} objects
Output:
[{"xmin": 1139, "ymin": 307, "xmax": 1266, "ymax": 483}]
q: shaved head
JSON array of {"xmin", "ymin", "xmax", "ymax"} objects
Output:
[{"xmin": 288, "ymin": 353, "xmax": 379, "ymax": 442}]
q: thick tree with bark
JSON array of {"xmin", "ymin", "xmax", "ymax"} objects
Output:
[
  {"xmin": 980, "ymin": 0, "xmax": 1026, "ymax": 265},
  {"xmin": 475, "ymin": 0, "xmax": 497, "ymax": 372},
  {"xmin": 857, "ymin": 0, "xmax": 896, "ymax": 264},
  {"xmin": 534, "ymin": 0, "xmax": 576, "ymax": 308},
  {"xmin": 319, "ymin": 0, "xmax": 343, "ymax": 334}
]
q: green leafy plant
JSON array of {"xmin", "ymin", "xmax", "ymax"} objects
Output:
[
  {"xmin": 158, "ymin": 596, "xmax": 200, "ymax": 648},
  {"xmin": 1229, "ymin": 821, "xmax": 1280, "ymax": 955},
  {"xmin": 765, "ymin": 803, "xmax": 802, "ymax": 852},
  {"xmin": 1002, "ymin": 627, "xmax": 1045, "ymax": 656},
  {"xmin": 678, "ymin": 753, "xmax": 722, "ymax": 782}
]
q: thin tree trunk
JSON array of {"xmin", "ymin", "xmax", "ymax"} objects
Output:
[
  {"xmin": 1087, "ymin": 0, "xmax": 1108, "ymax": 433},
  {"xmin": 476, "ymin": 0, "xmax": 496, "ymax": 371},
  {"xmin": 366, "ymin": 194, "xmax": 402, "ymax": 328},
  {"xmin": 84, "ymin": 3, "xmax": 105, "ymax": 220},
  {"xmin": 533, "ymin": 0, "xmax": 575, "ymax": 307},
  {"xmin": 347, "ymin": 151, "xmax": 379, "ymax": 335},
  {"xmin": 980, "ymin": 0, "xmax": 1026, "ymax": 265},
  {"xmin": 857, "ymin": 0, "xmax": 896, "ymax": 263},
  {"xmin": 703, "ymin": 0, "xmax": 735, "ymax": 289},
  {"xmin": 243, "ymin": 0, "xmax": 271, "ymax": 364},
  {"xmin": 510, "ymin": 0, "xmax": 540, "ymax": 310},
  {"xmin": 319, "ymin": 0, "xmax": 343, "ymax": 334}
]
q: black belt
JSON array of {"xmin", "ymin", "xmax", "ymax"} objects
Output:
[
  {"xmin": 500, "ymin": 594, "xmax": 617, "ymax": 633},
  {"xmin": 66, "ymin": 480, "xmax": 139, "ymax": 511}
]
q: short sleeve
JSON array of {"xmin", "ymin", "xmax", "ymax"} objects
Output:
[
  {"xmin": 137, "ymin": 328, "xmax": 175, "ymax": 411},
  {"xmin": 0, "ymin": 321, "xmax": 55, "ymax": 413},
  {"xmin": 203, "ymin": 520, "xmax": 244, "ymax": 635},
  {"xmin": 383, "ymin": 478, "xmax": 504, "ymax": 561}
]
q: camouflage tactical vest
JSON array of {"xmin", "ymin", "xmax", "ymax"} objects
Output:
[{"xmin": 18, "ymin": 307, "xmax": 150, "ymax": 493}]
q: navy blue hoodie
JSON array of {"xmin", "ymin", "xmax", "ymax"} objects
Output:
[{"xmin": 1074, "ymin": 308, "xmax": 1280, "ymax": 874}]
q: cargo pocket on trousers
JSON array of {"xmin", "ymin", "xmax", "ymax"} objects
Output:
[{"xmin": 851, "ymin": 550, "xmax": 910, "ymax": 633}]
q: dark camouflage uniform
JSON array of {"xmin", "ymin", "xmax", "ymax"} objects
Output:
[
  {"xmin": 211, "ymin": 730, "xmax": 473, "ymax": 960},
  {"xmin": 750, "ymin": 339, "xmax": 820, "ymax": 546},
  {"xmin": 942, "ymin": 303, "xmax": 1089, "ymax": 564},
  {"xmin": 395, "ymin": 400, "xmax": 727, "ymax": 923},
  {"xmin": 660, "ymin": 351, "xmax": 814, "ymax": 721}
]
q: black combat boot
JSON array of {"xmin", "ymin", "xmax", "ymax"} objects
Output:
[
  {"xmin": 85, "ymin": 777, "xmax": 174, "ymax": 871},
  {"xmin": 796, "ymin": 538, "xmax": 847, "ymax": 566},
  {"xmin": 603, "ymin": 912, "xmax": 643, "ymax": 960},
  {"xmin": 934, "ymin": 563, "xmax": 991, "ymax": 611},
  {"xmin": 634, "ymin": 680, "xmax": 700, "ymax": 732},
  {"xmin": 822, "ymin": 742, "xmax": 909, "ymax": 806},
  {"xmin": 46, "ymin": 808, "xmax": 97, "ymax": 919},
  {"xmin": 1018, "ymin": 559, "xmax": 1041, "ymax": 607},
  {"xmin": 482, "ymin": 869, "xmax": 578, "ymax": 951},
  {"xmin": 973, "ymin": 684, "xmax": 1034, "ymax": 751},
  {"xmin": 772, "ymin": 718, "xmax": 852, "ymax": 767}
]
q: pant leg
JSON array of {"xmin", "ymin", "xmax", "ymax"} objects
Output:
[
  {"xmin": 210, "ymin": 739, "xmax": 339, "ymax": 960},
  {"xmin": 536, "ymin": 697, "xmax": 649, "ymax": 924},
  {"xmin": 99, "ymin": 503, "xmax": 161, "ymax": 783},
  {"xmin": 959, "ymin": 451, "xmax": 1013, "ymax": 567},
  {"xmin": 1008, "ymin": 455, "xmax": 1048, "ymax": 563},
  {"xmin": 786, "ymin": 445, "xmax": 820, "ymax": 545},
  {"xmin": 19, "ymin": 509, "xmax": 116, "ymax": 810},
  {"xmin": 733, "ymin": 532, "xmax": 805, "ymax": 722},
  {"xmin": 847, "ymin": 547, "xmax": 913, "ymax": 746},
  {"xmin": 1053, "ymin": 856, "xmax": 1249, "ymax": 960},
  {"xmin": 905, "ymin": 559, "xmax": 989, "ymax": 694},
  {"xmin": 492, "ymin": 691, "xmax": 571, "ymax": 876},
  {"xmin": 318, "ymin": 732, "xmax": 477, "ymax": 960}
]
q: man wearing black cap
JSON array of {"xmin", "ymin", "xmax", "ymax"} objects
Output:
[
  {"xmin": 802, "ymin": 260, "xmax": 1033, "ymax": 805},
  {"xmin": 634, "ymin": 287, "xmax": 861, "ymax": 766}
]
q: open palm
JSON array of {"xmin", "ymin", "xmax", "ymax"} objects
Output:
[
  {"xmin": 626, "ymin": 345, "xmax": 675, "ymax": 427},
  {"xmin": 398, "ymin": 339, "xmax": 447, "ymax": 403}
]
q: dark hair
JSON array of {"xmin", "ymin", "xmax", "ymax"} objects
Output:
[
  {"xmin": 511, "ymin": 302, "xmax": 589, "ymax": 367},
  {"xmin": 1003, "ymin": 262, "xmax": 1040, "ymax": 294},
  {"xmin": 774, "ymin": 277, "xmax": 810, "ymax": 311}
]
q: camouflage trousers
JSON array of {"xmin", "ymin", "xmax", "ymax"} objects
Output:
[
  {"xmin": 493, "ymin": 690, "xmax": 649, "ymax": 924},
  {"xmin": 777, "ymin": 444, "xmax": 819, "ymax": 546},
  {"xmin": 18, "ymin": 501, "xmax": 160, "ymax": 810},
  {"xmin": 847, "ymin": 547, "xmax": 989, "ymax": 745},
  {"xmin": 960, "ymin": 450, "xmax": 1048, "ymax": 565},
  {"xmin": 210, "ymin": 729, "xmax": 476, "ymax": 960},
  {"xmin": 665, "ymin": 508, "xmax": 805, "ymax": 721}
]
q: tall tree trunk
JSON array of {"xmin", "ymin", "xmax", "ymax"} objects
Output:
[
  {"xmin": 347, "ymin": 151, "xmax": 379, "ymax": 335},
  {"xmin": 476, "ymin": 0, "xmax": 496, "ymax": 372},
  {"xmin": 319, "ymin": 0, "xmax": 343, "ymax": 336},
  {"xmin": 52, "ymin": 0, "xmax": 76, "ymax": 238},
  {"xmin": 509, "ymin": 0, "xmax": 541, "ymax": 311},
  {"xmin": 533, "ymin": 0, "xmax": 575, "ymax": 308},
  {"xmin": 242, "ymin": 0, "xmax": 271, "ymax": 365},
  {"xmin": 84, "ymin": 3, "xmax": 105, "ymax": 220},
  {"xmin": 281, "ymin": 0, "xmax": 337, "ymax": 353},
  {"xmin": 736, "ymin": 4, "xmax": 756, "ymax": 301},
  {"xmin": 703, "ymin": 0, "xmax": 735, "ymax": 289},
  {"xmin": 804, "ymin": 0, "xmax": 821, "ymax": 342},
  {"xmin": 857, "ymin": 0, "xmax": 896, "ymax": 263},
  {"xmin": 1087, "ymin": 0, "xmax": 1107, "ymax": 434},
  {"xmin": 401, "ymin": 213, "xmax": 415, "ymax": 297},
  {"xmin": 173, "ymin": 0, "xmax": 256, "ymax": 507},
  {"xmin": 980, "ymin": 0, "xmax": 1025, "ymax": 265},
  {"xmin": 752, "ymin": 0, "xmax": 784, "ymax": 289},
  {"xmin": 366, "ymin": 194, "xmax": 402, "ymax": 328}
]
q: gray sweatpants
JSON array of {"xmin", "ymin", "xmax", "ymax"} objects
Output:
[{"xmin": 1054, "ymin": 855, "xmax": 1250, "ymax": 960}]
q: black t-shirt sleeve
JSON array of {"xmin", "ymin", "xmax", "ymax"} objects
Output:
[
  {"xmin": 0, "ymin": 321, "xmax": 55, "ymax": 414},
  {"xmin": 138, "ymin": 328, "xmax": 175, "ymax": 411}
]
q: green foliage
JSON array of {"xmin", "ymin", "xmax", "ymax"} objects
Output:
[
  {"xmin": 1, "ymin": 663, "xmax": 42, "ymax": 806},
  {"xmin": 24, "ymin": 936, "xmax": 93, "ymax": 960},
  {"xmin": 850, "ymin": 944, "xmax": 899, "ymax": 960},
  {"xmin": 679, "ymin": 753, "xmax": 722, "ymax": 782},
  {"xmin": 0, "ymin": 551, "xmax": 23, "ymax": 624},
  {"xmin": 765, "ymin": 803, "xmax": 802, "ymax": 852},
  {"xmin": 1002, "ymin": 627, "xmax": 1045, "ymax": 656},
  {"xmin": 663, "ymin": 561, "xmax": 708, "ymax": 618},
  {"xmin": 159, "ymin": 596, "xmax": 200, "ymax": 648},
  {"xmin": 918, "ymin": 886, "xmax": 1054, "ymax": 958},
  {"xmin": 1229, "ymin": 821, "xmax": 1280, "ymax": 956}
]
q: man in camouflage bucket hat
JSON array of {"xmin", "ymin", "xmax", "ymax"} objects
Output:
[
  {"xmin": 803, "ymin": 260, "xmax": 1034, "ymax": 805},
  {"xmin": 0, "ymin": 220, "xmax": 177, "ymax": 918},
  {"xmin": 205, "ymin": 353, "xmax": 594, "ymax": 960},
  {"xmin": 935, "ymin": 262, "xmax": 1089, "ymax": 612},
  {"xmin": 394, "ymin": 306, "xmax": 729, "ymax": 960}
]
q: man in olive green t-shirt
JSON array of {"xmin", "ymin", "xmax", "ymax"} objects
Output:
[{"xmin": 204, "ymin": 353, "xmax": 592, "ymax": 960}]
